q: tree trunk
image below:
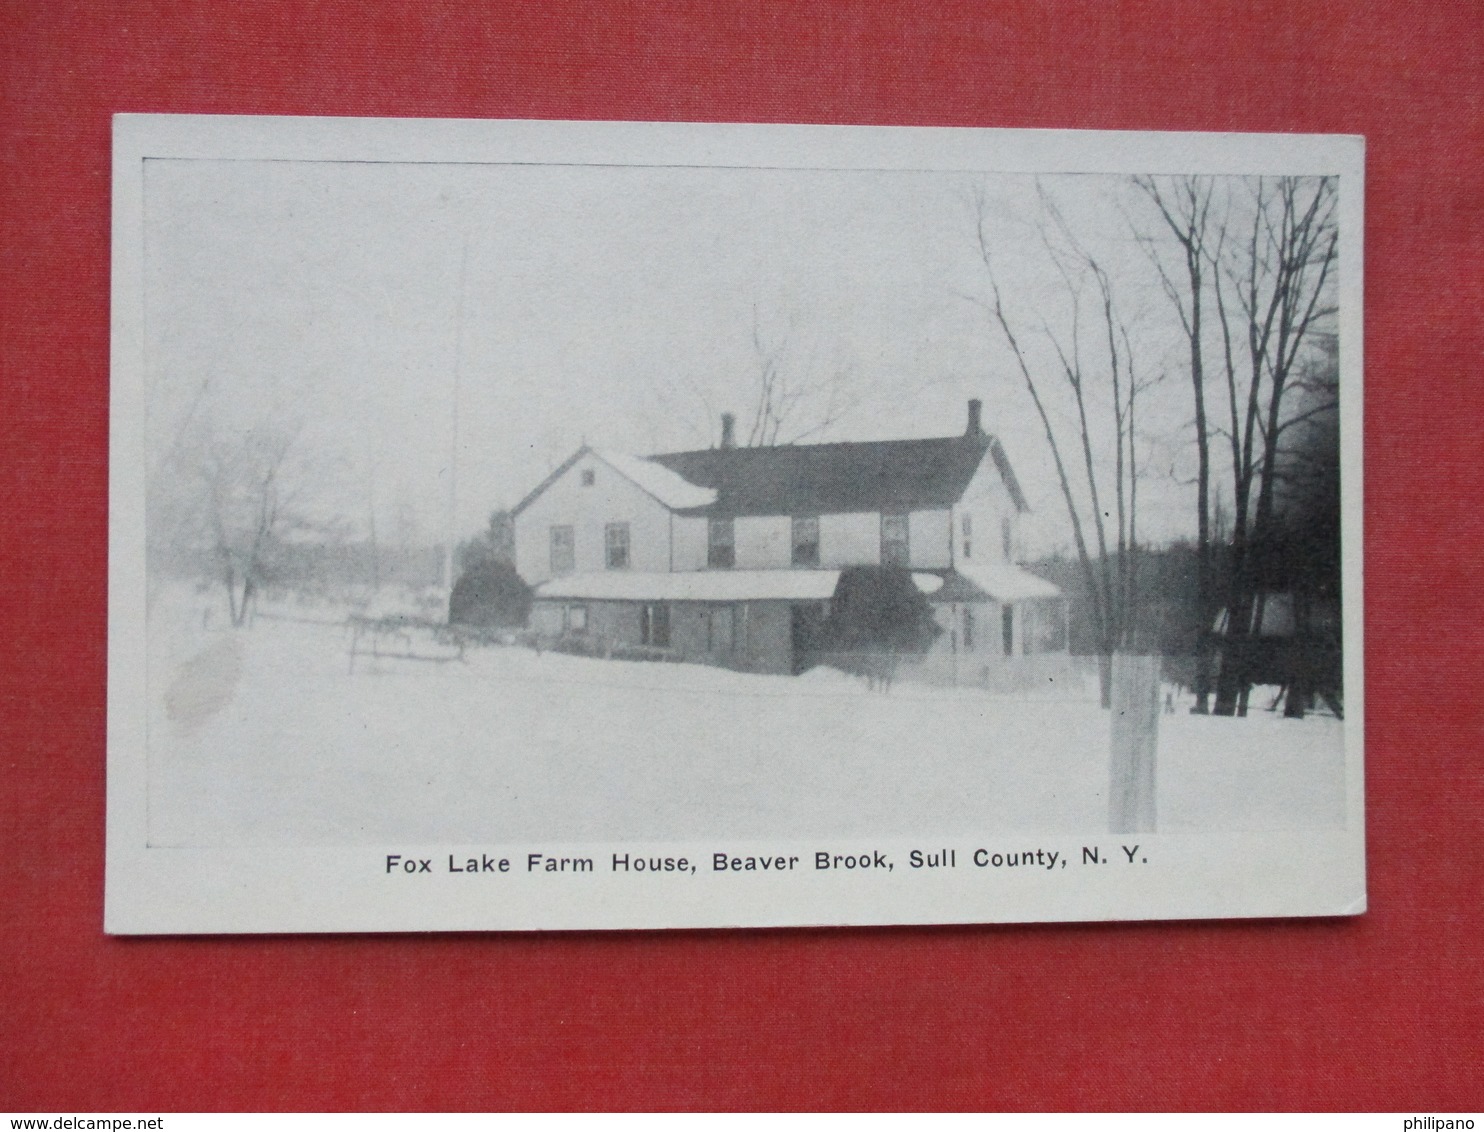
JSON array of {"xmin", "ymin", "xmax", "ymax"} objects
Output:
[
  {"xmin": 1284, "ymin": 593, "xmax": 1312, "ymax": 719},
  {"xmin": 1212, "ymin": 587, "xmax": 1254, "ymax": 716},
  {"xmin": 1109, "ymin": 652, "xmax": 1160, "ymax": 833},
  {"xmin": 1191, "ymin": 544, "xmax": 1212, "ymax": 713},
  {"xmin": 1191, "ymin": 653, "xmax": 1213, "ymax": 713}
]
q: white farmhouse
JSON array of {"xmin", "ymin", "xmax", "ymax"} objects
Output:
[{"xmin": 511, "ymin": 400, "xmax": 1066, "ymax": 686}]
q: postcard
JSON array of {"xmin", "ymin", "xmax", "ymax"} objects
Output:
[{"xmin": 107, "ymin": 115, "xmax": 1364, "ymax": 932}]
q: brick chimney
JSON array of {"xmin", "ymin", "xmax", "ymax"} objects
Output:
[
  {"xmin": 966, "ymin": 398, "xmax": 983, "ymax": 437},
  {"xmin": 720, "ymin": 412, "xmax": 737, "ymax": 449}
]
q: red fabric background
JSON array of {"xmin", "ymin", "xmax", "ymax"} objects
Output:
[{"xmin": 1, "ymin": 0, "xmax": 1480, "ymax": 1112}]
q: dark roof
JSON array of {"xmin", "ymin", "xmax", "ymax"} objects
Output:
[{"xmin": 650, "ymin": 433, "xmax": 1028, "ymax": 517}]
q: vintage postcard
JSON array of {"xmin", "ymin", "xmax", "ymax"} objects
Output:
[{"xmin": 107, "ymin": 116, "xmax": 1364, "ymax": 933}]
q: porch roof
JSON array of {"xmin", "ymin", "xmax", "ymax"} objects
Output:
[
  {"xmin": 535, "ymin": 569, "xmax": 948, "ymax": 603},
  {"xmin": 536, "ymin": 569, "xmax": 842, "ymax": 603},
  {"xmin": 936, "ymin": 562, "xmax": 1062, "ymax": 603}
]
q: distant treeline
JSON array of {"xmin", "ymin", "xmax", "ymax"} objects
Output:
[
  {"xmin": 1027, "ymin": 547, "xmax": 1199, "ymax": 658},
  {"xmin": 161, "ymin": 540, "xmax": 445, "ymax": 593},
  {"xmin": 1028, "ymin": 529, "xmax": 1341, "ymax": 661}
]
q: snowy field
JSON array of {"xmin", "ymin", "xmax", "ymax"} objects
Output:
[{"xmin": 144, "ymin": 587, "xmax": 1346, "ymax": 847}]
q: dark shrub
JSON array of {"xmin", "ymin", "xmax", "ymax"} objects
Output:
[
  {"xmin": 816, "ymin": 566, "xmax": 942, "ymax": 683},
  {"xmin": 448, "ymin": 559, "xmax": 532, "ymax": 628}
]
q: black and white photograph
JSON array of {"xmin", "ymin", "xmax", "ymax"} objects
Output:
[{"xmin": 107, "ymin": 117, "xmax": 1364, "ymax": 933}]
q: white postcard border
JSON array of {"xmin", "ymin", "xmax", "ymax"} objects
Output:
[{"xmin": 106, "ymin": 115, "xmax": 1365, "ymax": 934}]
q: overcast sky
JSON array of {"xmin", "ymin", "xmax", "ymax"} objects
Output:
[{"xmin": 143, "ymin": 157, "xmax": 1239, "ymax": 555}]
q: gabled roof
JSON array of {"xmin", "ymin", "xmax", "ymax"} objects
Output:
[
  {"xmin": 512, "ymin": 446, "xmax": 718, "ymax": 516},
  {"xmin": 949, "ymin": 561, "xmax": 1061, "ymax": 602},
  {"xmin": 512, "ymin": 448, "xmax": 586, "ymax": 516},
  {"xmin": 589, "ymin": 450, "xmax": 717, "ymax": 510},
  {"xmin": 513, "ymin": 430, "xmax": 1029, "ymax": 520},
  {"xmin": 649, "ymin": 433, "xmax": 1028, "ymax": 517}
]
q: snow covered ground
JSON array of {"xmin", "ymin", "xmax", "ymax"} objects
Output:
[{"xmin": 144, "ymin": 587, "xmax": 1347, "ymax": 847}]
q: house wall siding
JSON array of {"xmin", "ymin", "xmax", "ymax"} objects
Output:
[
  {"xmin": 530, "ymin": 598, "xmax": 642, "ymax": 646},
  {"xmin": 529, "ymin": 601, "xmax": 565, "ymax": 637},
  {"xmin": 672, "ymin": 515, "xmax": 708, "ymax": 572},
  {"xmin": 735, "ymin": 516, "xmax": 791, "ymax": 569},
  {"xmin": 736, "ymin": 601, "xmax": 793, "ymax": 674},
  {"xmin": 667, "ymin": 603, "xmax": 711, "ymax": 657},
  {"xmin": 903, "ymin": 598, "xmax": 1070, "ymax": 691},
  {"xmin": 953, "ymin": 455, "xmax": 1020, "ymax": 565},
  {"xmin": 909, "ymin": 509, "xmax": 952, "ymax": 569},
  {"xmin": 819, "ymin": 512, "xmax": 881, "ymax": 568},
  {"xmin": 514, "ymin": 452, "xmax": 673, "ymax": 585},
  {"xmin": 591, "ymin": 599, "xmax": 642, "ymax": 645},
  {"xmin": 529, "ymin": 597, "xmax": 794, "ymax": 674}
]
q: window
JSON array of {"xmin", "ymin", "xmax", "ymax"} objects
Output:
[
  {"xmin": 640, "ymin": 602, "xmax": 671, "ymax": 647},
  {"xmin": 881, "ymin": 513, "xmax": 909, "ymax": 567},
  {"xmin": 580, "ymin": 469, "xmax": 596, "ymax": 487},
  {"xmin": 708, "ymin": 518, "xmax": 734, "ymax": 569},
  {"xmin": 963, "ymin": 606, "xmax": 975, "ymax": 651},
  {"xmin": 961, "ymin": 513, "xmax": 972, "ymax": 560},
  {"xmin": 791, "ymin": 516, "xmax": 820, "ymax": 567},
  {"xmin": 605, "ymin": 522, "xmax": 630, "ymax": 569},
  {"xmin": 1002, "ymin": 516, "xmax": 1014, "ymax": 561},
  {"xmin": 549, "ymin": 525, "xmax": 575, "ymax": 576},
  {"xmin": 565, "ymin": 604, "xmax": 587, "ymax": 633},
  {"xmin": 1002, "ymin": 604, "xmax": 1015, "ymax": 657}
]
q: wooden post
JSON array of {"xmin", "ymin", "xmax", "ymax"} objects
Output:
[{"xmin": 1109, "ymin": 652, "xmax": 1160, "ymax": 834}]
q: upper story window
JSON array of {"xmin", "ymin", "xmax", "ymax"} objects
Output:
[
  {"xmin": 1001, "ymin": 516, "xmax": 1014, "ymax": 561},
  {"xmin": 708, "ymin": 518, "xmax": 734, "ymax": 569},
  {"xmin": 791, "ymin": 516, "xmax": 820, "ymax": 568},
  {"xmin": 605, "ymin": 522, "xmax": 630, "ymax": 569},
  {"xmin": 881, "ymin": 513, "xmax": 909, "ymax": 567},
  {"xmin": 550, "ymin": 525, "xmax": 575, "ymax": 576},
  {"xmin": 580, "ymin": 469, "xmax": 596, "ymax": 487},
  {"xmin": 961, "ymin": 513, "xmax": 973, "ymax": 560}
]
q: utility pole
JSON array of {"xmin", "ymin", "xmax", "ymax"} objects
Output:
[{"xmin": 442, "ymin": 235, "xmax": 469, "ymax": 600}]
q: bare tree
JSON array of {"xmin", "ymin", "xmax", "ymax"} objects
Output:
[
  {"xmin": 165, "ymin": 417, "xmax": 319, "ymax": 626},
  {"xmin": 740, "ymin": 305, "xmax": 860, "ymax": 447},
  {"xmin": 973, "ymin": 183, "xmax": 1154, "ymax": 707},
  {"xmin": 1207, "ymin": 176, "xmax": 1339, "ymax": 715},
  {"xmin": 1132, "ymin": 174, "xmax": 1219, "ymax": 712}
]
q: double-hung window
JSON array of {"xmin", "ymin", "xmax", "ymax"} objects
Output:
[
  {"xmin": 549, "ymin": 525, "xmax": 575, "ymax": 576},
  {"xmin": 708, "ymin": 518, "xmax": 735, "ymax": 569},
  {"xmin": 791, "ymin": 516, "xmax": 820, "ymax": 567},
  {"xmin": 881, "ymin": 513, "xmax": 909, "ymax": 567},
  {"xmin": 605, "ymin": 522, "xmax": 630, "ymax": 569}
]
